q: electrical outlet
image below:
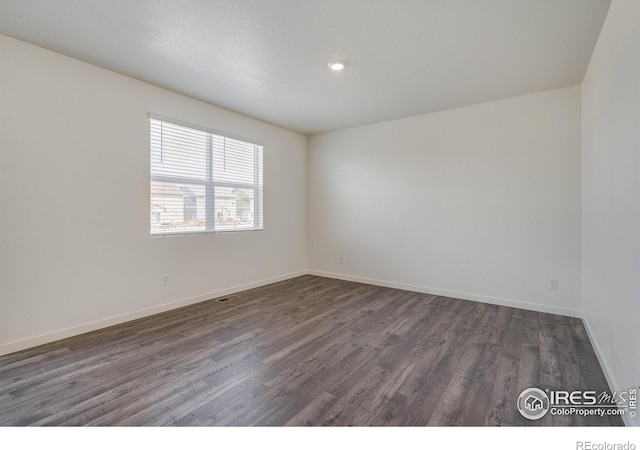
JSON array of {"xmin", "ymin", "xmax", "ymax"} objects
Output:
[
  {"xmin": 548, "ymin": 279, "xmax": 558, "ymax": 290},
  {"xmin": 610, "ymin": 331, "xmax": 615, "ymax": 351},
  {"xmin": 162, "ymin": 275, "xmax": 170, "ymax": 286},
  {"xmin": 339, "ymin": 256, "xmax": 344, "ymax": 264}
]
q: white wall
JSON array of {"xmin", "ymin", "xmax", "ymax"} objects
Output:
[
  {"xmin": 0, "ymin": 35, "xmax": 308, "ymax": 355},
  {"xmin": 581, "ymin": 0, "xmax": 640, "ymax": 426},
  {"xmin": 308, "ymin": 86, "xmax": 582, "ymax": 317}
]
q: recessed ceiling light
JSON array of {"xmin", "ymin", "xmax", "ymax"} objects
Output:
[{"xmin": 328, "ymin": 61, "xmax": 347, "ymax": 71}]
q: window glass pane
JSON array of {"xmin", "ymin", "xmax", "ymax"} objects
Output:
[
  {"xmin": 215, "ymin": 186, "xmax": 255, "ymax": 231},
  {"xmin": 151, "ymin": 181, "xmax": 206, "ymax": 234},
  {"xmin": 212, "ymin": 136, "xmax": 256, "ymax": 184},
  {"xmin": 150, "ymin": 119, "xmax": 207, "ymax": 180}
]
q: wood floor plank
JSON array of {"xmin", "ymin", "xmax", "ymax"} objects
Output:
[
  {"xmin": 0, "ymin": 275, "xmax": 622, "ymax": 426},
  {"xmin": 285, "ymin": 391, "xmax": 338, "ymax": 426}
]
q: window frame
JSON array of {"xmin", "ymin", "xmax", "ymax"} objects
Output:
[{"xmin": 149, "ymin": 114, "xmax": 264, "ymax": 237}]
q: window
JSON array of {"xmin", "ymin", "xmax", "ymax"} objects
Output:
[{"xmin": 150, "ymin": 117, "xmax": 263, "ymax": 235}]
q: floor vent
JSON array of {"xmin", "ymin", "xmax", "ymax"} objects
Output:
[{"xmin": 217, "ymin": 298, "xmax": 230, "ymax": 303}]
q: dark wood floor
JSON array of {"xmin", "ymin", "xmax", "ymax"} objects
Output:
[{"xmin": 0, "ymin": 275, "xmax": 622, "ymax": 426}]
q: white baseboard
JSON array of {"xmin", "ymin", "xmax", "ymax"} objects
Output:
[
  {"xmin": 0, "ymin": 270, "xmax": 308, "ymax": 357},
  {"xmin": 582, "ymin": 317, "xmax": 638, "ymax": 427},
  {"xmin": 0, "ymin": 269, "xmax": 582, "ymax": 357},
  {"xmin": 308, "ymin": 270, "xmax": 582, "ymax": 318}
]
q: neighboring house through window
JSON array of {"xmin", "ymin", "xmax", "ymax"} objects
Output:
[{"xmin": 150, "ymin": 117, "xmax": 263, "ymax": 235}]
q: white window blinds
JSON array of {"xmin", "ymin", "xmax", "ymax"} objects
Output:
[{"xmin": 150, "ymin": 117, "xmax": 263, "ymax": 235}]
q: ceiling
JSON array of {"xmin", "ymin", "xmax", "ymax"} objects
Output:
[{"xmin": 0, "ymin": 0, "xmax": 611, "ymax": 135}]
